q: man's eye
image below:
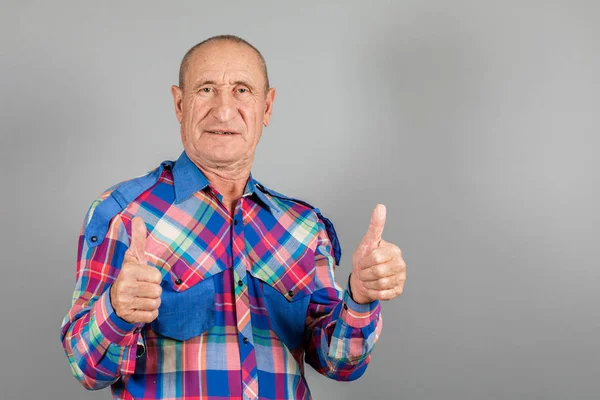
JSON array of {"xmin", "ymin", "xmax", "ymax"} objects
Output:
[
  {"xmin": 237, "ymin": 88, "xmax": 248, "ymax": 93},
  {"xmin": 201, "ymin": 87, "xmax": 211, "ymax": 93}
]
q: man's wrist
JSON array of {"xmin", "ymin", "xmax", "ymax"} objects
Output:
[
  {"xmin": 347, "ymin": 272, "xmax": 375, "ymax": 305},
  {"xmin": 95, "ymin": 287, "xmax": 143, "ymax": 346},
  {"xmin": 341, "ymin": 277, "xmax": 381, "ymax": 329}
]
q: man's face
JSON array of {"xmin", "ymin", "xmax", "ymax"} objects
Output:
[{"xmin": 171, "ymin": 41, "xmax": 276, "ymax": 169}]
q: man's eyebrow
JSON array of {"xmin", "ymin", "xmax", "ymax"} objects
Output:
[
  {"xmin": 192, "ymin": 79, "xmax": 217, "ymax": 89},
  {"xmin": 231, "ymin": 80, "xmax": 256, "ymax": 90},
  {"xmin": 191, "ymin": 79, "xmax": 257, "ymax": 91}
]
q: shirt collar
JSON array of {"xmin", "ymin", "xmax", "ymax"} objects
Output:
[
  {"xmin": 172, "ymin": 150, "xmax": 210, "ymax": 203},
  {"xmin": 172, "ymin": 150, "xmax": 280, "ymax": 213},
  {"xmin": 252, "ymin": 180, "xmax": 282, "ymax": 214}
]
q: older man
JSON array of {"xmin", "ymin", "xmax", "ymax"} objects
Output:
[{"xmin": 60, "ymin": 35, "xmax": 406, "ymax": 400}]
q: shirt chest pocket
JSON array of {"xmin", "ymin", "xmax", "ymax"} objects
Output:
[
  {"xmin": 251, "ymin": 256, "xmax": 316, "ymax": 351},
  {"xmin": 149, "ymin": 274, "xmax": 217, "ymax": 342}
]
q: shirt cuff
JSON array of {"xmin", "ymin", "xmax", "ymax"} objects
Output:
[
  {"xmin": 340, "ymin": 285, "xmax": 381, "ymax": 329},
  {"xmin": 91, "ymin": 287, "xmax": 143, "ymax": 347}
]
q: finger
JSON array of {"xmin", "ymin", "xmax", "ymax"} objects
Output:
[
  {"xmin": 132, "ymin": 297, "xmax": 161, "ymax": 311},
  {"xmin": 133, "ymin": 264, "xmax": 163, "ymax": 284},
  {"xmin": 359, "ymin": 204, "xmax": 387, "ymax": 251},
  {"xmin": 133, "ymin": 282, "xmax": 163, "ymax": 299},
  {"xmin": 128, "ymin": 216, "xmax": 148, "ymax": 264},
  {"xmin": 130, "ymin": 309, "xmax": 159, "ymax": 324},
  {"xmin": 358, "ymin": 261, "xmax": 406, "ymax": 282},
  {"xmin": 365, "ymin": 285, "xmax": 404, "ymax": 301},
  {"xmin": 357, "ymin": 247, "xmax": 394, "ymax": 269},
  {"xmin": 363, "ymin": 275, "xmax": 403, "ymax": 291}
]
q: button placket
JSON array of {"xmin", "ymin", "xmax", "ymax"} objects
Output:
[{"xmin": 231, "ymin": 200, "xmax": 259, "ymax": 398}]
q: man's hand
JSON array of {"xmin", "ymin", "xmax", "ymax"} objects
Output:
[
  {"xmin": 110, "ymin": 216, "xmax": 163, "ymax": 324},
  {"xmin": 350, "ymin": 204, "xmax": 407, "ymax": 304}
]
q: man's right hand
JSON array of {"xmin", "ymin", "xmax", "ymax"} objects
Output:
[{"xmin": 110, "ymin": 216, "xmax": 163, "ymax": 324}]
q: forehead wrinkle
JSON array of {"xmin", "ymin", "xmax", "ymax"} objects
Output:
[
  {"xmin": 187, "ymin": 48, "xmax": 263, "ymax": 84},
  {"xmin": 193, "ymin": 69, "xmax": 258, "ymax": 87}
]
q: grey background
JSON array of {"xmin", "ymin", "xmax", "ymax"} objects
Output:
[{"xmin": 1, "ymin": 0, "xmax": 598, "ymax": 399}]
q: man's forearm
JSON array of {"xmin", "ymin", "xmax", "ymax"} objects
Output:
[
  {"xmin": 60, "ymin": 285, "xmax": 142, "ymax": 390},
  {"xmin": 304, "ymin": 282, "xmax": 383, "ymax": 381}
]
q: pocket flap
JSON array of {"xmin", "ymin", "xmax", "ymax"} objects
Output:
[
  {"xmin": 150, "ymin": 275, "xmax": 216, "ymax": 341},
  {"xmin": 250, "ymin": 255, "xmax": 315, "ymax": 302}
]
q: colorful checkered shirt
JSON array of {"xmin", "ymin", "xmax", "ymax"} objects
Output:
[{"xmin": 60, "ymin": 150, "xmax": 383, "ymax": 400}]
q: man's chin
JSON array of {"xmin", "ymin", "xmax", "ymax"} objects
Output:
[{"xmin": 200, "ymin": 152, "xmax": 247, "ymax": 167}]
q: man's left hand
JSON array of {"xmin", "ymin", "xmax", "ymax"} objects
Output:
[{"xmin": 350, "ymin": 204, "xmax": 407, "ymax": 304}]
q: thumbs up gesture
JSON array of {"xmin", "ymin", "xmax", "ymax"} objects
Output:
[
  {"xmin": 349, "ymin": 204, "xmax": 407, "ymax": 304},
  {"xmin": 109, "ymin": 216, "xmax": 163, "ymax": 324}
]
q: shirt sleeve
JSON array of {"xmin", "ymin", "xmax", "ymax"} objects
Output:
[
  {"xmin": 59, "ymin": 199, "xmax": 143, "ymax": 390},
  {"xmin": 303, "ymin": 218, "xmax": 383, "ymax": 381}
]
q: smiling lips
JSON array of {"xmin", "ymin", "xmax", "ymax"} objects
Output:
[{"xmin": 207, "ymin": 130, "xmax": 240, "ymax": 135}]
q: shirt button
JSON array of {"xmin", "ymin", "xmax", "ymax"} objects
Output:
[
  {"xmin": 242, "ymin": 337, "xmax": 249, "ymax": 344},
  {"xmin": 175, "ymin": 278, "xmax": 182, "ymax": 285},
  {"xmin": 136, "ymin": 345, "xmax": 145, "ymax": 358},
  {"xmin": 343, "ymin": 303, "xmax": 348, "ymax": 310},
  {"xmin": 288, "ymin": 290, "xmax": 294, "ymax": 298},
  {"xmin": 90, "ymin": 236, "xmax": 98, "ymax": 243},
  {"xmin": 238, "ymin": 280, "xmax": 243, "ymax": 287},
  {"xmin": 233, "ymin": 219, "xmax": 238, "ymax": 225}
]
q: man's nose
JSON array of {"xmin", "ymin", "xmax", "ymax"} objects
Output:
[{"xmin": 211, "ymin": 92, "xmax": 236, "ymax": 122}]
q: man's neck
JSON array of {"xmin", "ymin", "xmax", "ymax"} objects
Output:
[{"xmin": 194, "ymin": 162, "xmax": 251, "ymax": 215}]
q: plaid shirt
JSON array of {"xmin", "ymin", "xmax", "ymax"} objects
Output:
[{"xmin": 60, "ymin": 150, "xmax": 383, "ymax": 400}]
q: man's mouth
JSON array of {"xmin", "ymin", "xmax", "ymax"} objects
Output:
[{"xmin": 207, "ymin": 130, "xmax": 239, "ymax": 135}]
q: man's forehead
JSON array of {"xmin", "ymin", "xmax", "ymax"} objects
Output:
[
  {"xmin": 192, "ymin": 69, "xmax": 258, "ymax": 85},
  {"xmin": 185, "ymin": 45, "xmax": 263, "ymax": 86}
]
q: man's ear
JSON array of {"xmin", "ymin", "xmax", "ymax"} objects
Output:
[
  {"xmin": 263, "ymin": 87, "xmax": 276, "ymax": 126},
  {"xmin": 171, "ymin": 85, "xmax": 184, "ymax": 124}
]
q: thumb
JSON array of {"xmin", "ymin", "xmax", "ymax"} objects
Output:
[
  {"xmin": 359, "ymin": 204, "xmax": 386, "ymax": 251},
  {"xmin": 128, "ymin": 216, "xmax": 148, "ymax": 264}
]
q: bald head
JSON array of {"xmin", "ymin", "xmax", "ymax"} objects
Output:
[{"xmin": 178, "ymin": 35, "xmax": 270, "ymax": 93}]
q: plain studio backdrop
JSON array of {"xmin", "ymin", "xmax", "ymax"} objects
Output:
[{"xmin": 1, "ymin": 1, "xmax": 599, "ymax": 399}]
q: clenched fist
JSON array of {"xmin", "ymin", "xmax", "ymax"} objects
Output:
[
  {"xmin": 350, "ymin": 204, "xmax": 407, "ymax": 304},
  {"xmin": 110, "ymin": 216, "xmax": 163, "ymax": 324}
]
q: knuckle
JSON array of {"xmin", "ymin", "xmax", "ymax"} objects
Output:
[
  {"xmin": 147, "ymin": 268, "xmax": 162, "ymax": 283},
  {"xmin": 140, "ymin": 298, "xmax": 151, "ymax": 310},
  {"xmin": 129, "ymin": 312, "xmax": 141, "ymax": 324},
  {"xmin": 121, "ymin": 267, "xmax": 136, "ymax": 282},
  {"xmin": 375, "ymin": 264, "xmax": 386, "ymax": 277}
]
